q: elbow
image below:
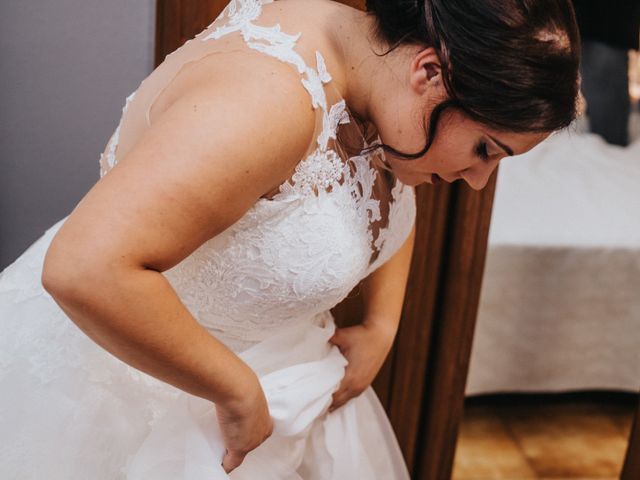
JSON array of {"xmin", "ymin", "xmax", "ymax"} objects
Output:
[
  {"xmin": 42, "ymin": 247, "xmax": 142, "ymax": 307},
  {"xmin": 41, "ymin": 265, "xmax": 70, "ymax": 299},
  {"xmin": 41, "ymin": 259, "xmax": 78, "ymax": 302},
  {"xmin": 41, "ymin": 245, "xmax": 91, "ymax": 302},
  {"xmin": 40, "ymin": 221, "xmax": 131, "ymax": 305}
]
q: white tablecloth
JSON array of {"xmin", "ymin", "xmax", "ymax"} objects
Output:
[{"xmin": 465, "ymin": 128, "xmax": 640, "ymax": 395}]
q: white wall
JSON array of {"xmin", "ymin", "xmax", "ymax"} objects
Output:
[{"xmin": 0, "ymin": 0, "xmax": 156, "ymax": 269}]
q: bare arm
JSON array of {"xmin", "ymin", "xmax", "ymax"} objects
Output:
[
  {"xmin": 361, "ymin": 221, "xmax": 416, "ymax": 337},
  {"xmin": 41, "ymin": 59, "xmax": 316, "ymax": 410},
  {"xmin": 326, "ymin": 221, "xmax": 416, "ymax": 412}
]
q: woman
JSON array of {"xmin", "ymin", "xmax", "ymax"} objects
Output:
[{"xmin": 0, "ymin": 0, "xmax": 580, "ymax": 478}]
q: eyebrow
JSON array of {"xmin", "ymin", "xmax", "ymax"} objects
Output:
[{"xmin": 487, "ymin": 134, "xmax": 514, "ymax": 156}]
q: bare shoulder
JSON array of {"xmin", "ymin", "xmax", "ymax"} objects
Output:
[
  {"xmin": 145, "ymin": 0, "xmax": 349, "ymax": 128},
  {"xmin": 43, "ymin": 54, "xmax": 316, "ymax": 288},
  {"xmin": 259, "ymin": 0, "xmax": 350, "ymax": 81}
]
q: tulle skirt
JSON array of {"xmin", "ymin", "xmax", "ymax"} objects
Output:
[{"xmin": 0, "ymin": 217, "xmax": 411, "ymax": 479}]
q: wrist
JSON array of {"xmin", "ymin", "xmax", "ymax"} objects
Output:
[{"xmin": 214, "ymin": 366, "xmax": 261, "ymax": 412}]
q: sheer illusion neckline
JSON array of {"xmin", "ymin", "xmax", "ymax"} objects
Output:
[
  {"xmin": 249, "ymin": 57, "xmax": 401, "ymax": 208},
  {"xmin": 192, "ymin": 0, "xmax": 402, "ymax": 209},
  {"xmin": 101, "ymin": 0, "xmax": 402, "ymax": 212},
  {"xmin": 94, "ymin": 0, "xmax": 417, "ymax": 282},
  {"xmin": 195, "ymin": 0, "xmax": 408, "ymax": 271}
]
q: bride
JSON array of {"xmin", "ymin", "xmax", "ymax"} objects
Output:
[{"xmin": 1, "ymin": 0, "xmax": 580, "ymax": 478}]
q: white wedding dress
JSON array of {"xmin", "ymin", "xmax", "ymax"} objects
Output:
[{"xmin": 0, "ymin": 1, "xmax": 416, "ymax": 478}]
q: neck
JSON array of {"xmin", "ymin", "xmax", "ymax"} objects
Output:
[{"xmin": 325, "ymin": 4, "xmax": 406, "ymax": 135}]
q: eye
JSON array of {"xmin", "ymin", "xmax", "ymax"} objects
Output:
[{"xmin": 474, "ymin": 141, "xmax": 490, "ymax": 161}]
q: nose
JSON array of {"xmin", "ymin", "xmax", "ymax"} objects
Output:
[{"xmin": 460, "ymin": 160, "xmax": 500, "ymax": 191}]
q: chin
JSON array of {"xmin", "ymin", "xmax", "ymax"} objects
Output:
[
  {"xmin": 391, "ymin": 167, "xmax": 434, "ymax": 187},
  {"xmin": 401, "ymin": 177, "xmax": 427, "ymax": 187}
]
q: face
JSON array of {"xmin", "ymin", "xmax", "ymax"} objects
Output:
[
  {"xmin": 384, "ymin": 109, "xmax": 550, "ymax": 190},
  {"xmin": 371, "ymin": 47, "xmax": 550, "ymax": 190}
]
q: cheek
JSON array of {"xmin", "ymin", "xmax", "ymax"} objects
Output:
[
  {"xmin": 380, "ymin": 112, "xmax": 431, "ymax": 153},
  {"xmin": 428, "ymin": 136, "xmax": 478, "ymax": 173}
]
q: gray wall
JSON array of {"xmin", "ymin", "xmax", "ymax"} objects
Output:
[{"xmin": 0, "ymin": 0, "xmax": 156, "ymax": 270}]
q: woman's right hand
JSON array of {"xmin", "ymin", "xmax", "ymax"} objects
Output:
[{"xmin": 215, "ymin": 375, "xmax": 274, "ymax": 474}]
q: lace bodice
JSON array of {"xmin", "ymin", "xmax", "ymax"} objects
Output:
[{"xmin": 98, "ymin": 0, "xmax": 416, "ymax": 352}]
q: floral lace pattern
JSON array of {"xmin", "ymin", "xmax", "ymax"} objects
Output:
[{"xmin": 97, "ymin": 0, "xmax": 416, "ymax": 352}]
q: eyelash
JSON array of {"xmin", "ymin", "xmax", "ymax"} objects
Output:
[{"xmin": 475, "ymin": 141, "xmax": 490, "ymax": 161}]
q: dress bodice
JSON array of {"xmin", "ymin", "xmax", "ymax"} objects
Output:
[{"xmin": 98, "ymin": 0, "xmax": 416, "ymax": 352}]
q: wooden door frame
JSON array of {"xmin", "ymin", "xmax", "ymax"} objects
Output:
[
  {"xmin": 154, "ymin": 1, "xmax": 499, "ymax": 477},
  {"xmin": 622, "ymin": 394, "xmax": 640, "ymax": 479}
]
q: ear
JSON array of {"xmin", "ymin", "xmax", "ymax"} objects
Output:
[{"xmin": 408, "ymin": 47, "xmax": 443, "ymax": 95}]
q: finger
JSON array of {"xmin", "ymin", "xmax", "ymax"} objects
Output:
[
  {"xmin": 222, "ymin": 449, "xmax": 245, "ymax": 474},
  {"xmin": 331, "ymin": 381, "xmax": 348, "ymax": 402},
  {"xmin": 329, "ymin": 392, "xmax": 351, "ymax": 412},
  {"xmin": 329, "ymin": 327, "xmax": 344, "ymax": 343},
  {"xmin": 329, "ymin": 392, "xmax": 340, "ymax": 410},
  {"xmin": 328, "ymin": 394, "xmax": 340, "ymax": 412}
]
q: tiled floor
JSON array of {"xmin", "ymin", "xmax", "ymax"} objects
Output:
[{"xmin": 452, "ymin": 392, "xmax": 636, "ymax": 479}]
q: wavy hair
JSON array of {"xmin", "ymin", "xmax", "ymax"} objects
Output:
[{"xmin": 357, "ymin": 0, "xmax": 581, "ymax": 159}]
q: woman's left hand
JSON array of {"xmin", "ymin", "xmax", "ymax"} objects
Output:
[{"xmin": 327, "ymin": 321, "xmax": 397, "ymax": 412}]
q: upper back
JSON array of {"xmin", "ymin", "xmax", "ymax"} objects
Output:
[{"xmin": 102, "ymin": 0, "xmax": 347, "ymax": 172}]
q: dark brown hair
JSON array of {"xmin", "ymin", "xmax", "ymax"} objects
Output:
[{"xmin": 360, "ymin": 0, "xmax": 582, "ymax": 159}]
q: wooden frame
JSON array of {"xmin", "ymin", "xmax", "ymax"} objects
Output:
[{"xmin": 622, "ymin": 394, "xmax": 640, "ymax": 479}]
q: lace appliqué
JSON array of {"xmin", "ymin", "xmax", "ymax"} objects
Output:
[
  {"xmin": 98, "ymin": 90, "xmax": 136, "ymax": 178},
  {"xmin": 318, "ymin": 99, "xmax": 351, "ymax": 151},
  {"xmin": 204, "ymin": 0, "xmax": 329, "ymax": 113},
  {"xmin": 288, "ymin": 149, "xmax": 343, "ymax": 196},
  {"xmin": 203, "ymin": 1, "xmax": 391, "ymax": 257},
  {"xmin": 202, "ymin": 0, "xmax": 365, "ymax": 204}
]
